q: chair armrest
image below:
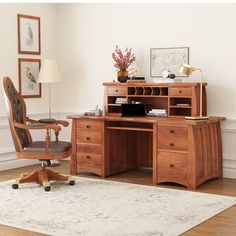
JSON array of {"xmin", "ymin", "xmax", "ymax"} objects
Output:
[
  {"xmin": 14, "ymin": 121, "xmax": 61, "ymax": 133},
  {"xmin": 26, "ymin": 117, "xmax": 38, "ymax": 123},
  {"xmin": 52, "ymin": 120, "xmax": 69, "ymax": 127},
  {"xmin": 26, "ymin": 116, "xmax": 69, "ymax": 127}
]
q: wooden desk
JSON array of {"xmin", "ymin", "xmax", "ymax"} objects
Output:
[{"xmin": 68, "ymin": 114, "xmax": 225, "ymax": 190}]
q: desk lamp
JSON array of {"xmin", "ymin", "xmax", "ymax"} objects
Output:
[
  {"xmin": 38, "ymin": 59, "xmax": 61, "ymax": 122},
  {"xmin": 178, "ymin": 64, "xmax": 209, "ymax": 120}
]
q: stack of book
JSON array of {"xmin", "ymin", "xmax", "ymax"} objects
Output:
[
  {"xmin": 147, "ymin": 109, "xmax": 167, "ymax": 117},
  {"xmin": 115, "ymin": 97, "xmax": 127, "ymax": 104}
]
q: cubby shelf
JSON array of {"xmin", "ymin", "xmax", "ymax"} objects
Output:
[
  {"xmin": 104, "ymin": 82, "xmax": 207, "ymax": 117},
  {"xmin": 127, "ymin": 95, "xmax": 168, "ymax": 98}
]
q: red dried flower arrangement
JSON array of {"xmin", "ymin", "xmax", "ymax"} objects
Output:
[{"xmin": 112, "ymin": 45, "xmax": 136, "ymax": 71}]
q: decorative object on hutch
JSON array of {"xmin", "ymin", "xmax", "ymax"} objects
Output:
[
  {"xmin": 112, "ymin": 45, "xmax": 135, "ymax": 83},
  {"xmin": 17, "ymin": 14, "xmax": 41, "ymax": 55},
  {"xmin": 38, "ymin": 59, "xmax": 61, "ymax": 123},
  {"xmin": 179, "ymin": 64, "xmax": 209, "ymax": 120},
  {"xmin": 150, "ymin": 47, "xmax": 189, "ymax": 77},
  {"xmin": 18, "ymin": 58, "xmax": 41, "ymax": 98}
]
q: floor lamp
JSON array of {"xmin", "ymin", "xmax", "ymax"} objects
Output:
[
  {"xmin": 38, "ymin": 59, "xmax": 61, "ymax": 122},
  {"xmin": 38, "ymin": 59, "xmax": 61, "ymax": 166},
  {"xmin": 178, "ymin": 64, "xmax": 209, "ymax": 120}
]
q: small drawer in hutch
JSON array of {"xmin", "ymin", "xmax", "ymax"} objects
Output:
[
  {"xmin": 169, "ymin": 87, "xmax": 192, "ymax": 97},
  {"xmin": 107, "ymin": 87, "xmax": 127, "ymax": 96}
]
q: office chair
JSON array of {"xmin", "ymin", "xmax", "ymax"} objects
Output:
[{"xmin": 3, "ymin": 77, "xmax": 75, "ymax": 191}]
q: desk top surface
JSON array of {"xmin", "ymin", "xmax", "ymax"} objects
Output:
[{"xmin": 67, "ymin": 114, "xmax": 225, "ymax": 126}]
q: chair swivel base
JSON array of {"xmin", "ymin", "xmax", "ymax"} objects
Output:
[{"xmin": 12, "ymin": 168, "xmax": 76, "ymax": 191}]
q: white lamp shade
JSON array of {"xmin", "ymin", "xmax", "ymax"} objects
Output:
[{"xmin": 38, "ymin": 59, "xmax": 61, "ymax": 83}]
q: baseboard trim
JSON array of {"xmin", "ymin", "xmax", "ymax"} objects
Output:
[{"xmin": 0, "ymin": 158, "xmax": 39, "ymax": 172}]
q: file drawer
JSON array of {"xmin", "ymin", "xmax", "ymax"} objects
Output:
[
  {"xmin": 157, "ymin": 151, "xmax": 188, "ymax": 183},
  {"xmin": 77, "ymin": 153, "xmax": 102, "ymax": 175}
]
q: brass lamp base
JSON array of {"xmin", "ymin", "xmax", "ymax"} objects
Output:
[{"xmin": 185, "ymin": 116, "xmax": 209, "ymax": 120}]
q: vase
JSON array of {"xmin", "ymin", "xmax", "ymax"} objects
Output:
[{"xmin": 117, "ymin": 70, "xmax": 128, "ymax": 83}]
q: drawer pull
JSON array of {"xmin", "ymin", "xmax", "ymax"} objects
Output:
[
  {"xmin": 178, "ymin": 90, "xmax": 182, "ymax": 93},
  {"xmin": 170, "ymin": 143, "xmax": 174, "ymax": 147},
  {"xmin": 86, "ymin": 125, "xmax": 90, "ymax": 128},
  {"xmin": 115, "ymin": 89, "xmax": 118, "ymax": 92},
  {"xmin": 170, "ymin": 164, "xmax": 174, "ymax": 168},
  {"xmin": 86, "ymin": 137, "xmax": 90, "ymax": 140},
  {"xmin": 86, "ymin": 155, "xmax": 91, "ymax": 159},
  {"xmin": 170, "ymin": 130, "xmax": 175, "ymax": 134}
]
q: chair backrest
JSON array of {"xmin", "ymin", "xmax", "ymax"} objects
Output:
[{"xmin": 3, "ymin": 77, "xmax": 32, "ymax": 152}]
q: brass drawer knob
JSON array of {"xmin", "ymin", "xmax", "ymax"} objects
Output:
[
  {"xmin": 170, "ymin": 143, "xmax": 174, "ymax": 147},
  {"xmin": 86, "ymin": 137, "xmax": 90, "ymax": 140},
  {"xmin": 170, "ymin": 130, "xmax": 175, "ymax": 134},
  {"xmin": 86, "ymin": 125, "xmax": 90, "ymax": 128},
  {"xmin": 170, "ymin": 164, "xmax": 174, "ymax": 168}
]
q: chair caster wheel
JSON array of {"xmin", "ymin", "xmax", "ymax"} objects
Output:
[
  {"xmin": 69, "ymin": 180, "xmax": 75, "ymax": 186},
  {"xmin": 44, "ymin": 186, "xmax": 51, "ymax": 192},
  {"xmin": 12, "ymin": 183, "xmax": 19, "ymax": 189}
]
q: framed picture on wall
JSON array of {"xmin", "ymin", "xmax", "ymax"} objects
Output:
[
  {"xmin": 150, "ymin": 47, "xmax": 189, "ymax": 77},
  {"xmin": 17, "ymin": 14, "xmax": 41, "ymax": 55},
  {"xmin": 18, "ymin": 58, "xmax": 41, "ymax": 98}
]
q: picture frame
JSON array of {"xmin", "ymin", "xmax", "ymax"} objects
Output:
[
  {"xmin": 17, "ymin": 14, "xmax": 41, "ymax": 55},
  {"xmin": 18, "ymin": 58, "xmax": 41, "ymax": 98},
  {"xmin": 150, "ymin": 47, "xmax": 189, "ymax": 77}
]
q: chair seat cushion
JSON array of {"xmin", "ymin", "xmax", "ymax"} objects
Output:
[{"xmin": 23, "ymin": 141, "xmax": 72, "ymax": 153}]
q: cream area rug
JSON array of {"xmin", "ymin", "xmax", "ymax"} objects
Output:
[{"xmin": 0, "ymin": 177, "xmax": 236, "ymax": 236}]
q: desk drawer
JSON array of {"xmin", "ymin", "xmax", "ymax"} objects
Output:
[
  {"xmin": 77, "ymin": 120, "xmax": 103, "ymax": 131},
  {"xmin": 157, "ymin": 151, "xmax": 188, "ymax": 182},
  {"xmin": 169, "ymin": 87, "xmax": 192, "ymax": 97},
  {"xmin": 77, "ymin": 153, "xmax": 102, "ymax": 175},
  {"xmin": 77, "ymin": 143, "xmax": 102, "ymax": 154},
  {"xmin": 158, "ymin": 138, "xmax": 188, "ymax": 151},
  {"xmin": 158, "ymin": 125, "xmax": 188, "ymax": 139},
  {"xmin": 107, "ymin": 87, "xmax": 127, "ymax": 96},
  {"xmin": 77, "ymin": 130, "xmax": 102, "ymax": 144}
]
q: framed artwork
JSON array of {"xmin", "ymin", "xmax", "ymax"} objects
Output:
[
  {"xmin": 17, "ymin": 14, "xmax": 41, "ymax": 55},
  {"xmin": 18, "ymin": 58, "xmax": 41, "ymax": 98},
  {"xmin": 150, "ymin": 47, "xmax": 189, "ymax": 77}
]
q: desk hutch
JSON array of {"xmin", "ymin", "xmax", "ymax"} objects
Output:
[{"xmin": 68, "ymin": 82, "xmax": 225, "ymax": 190}]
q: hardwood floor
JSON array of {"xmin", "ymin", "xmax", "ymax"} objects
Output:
[{"xmin": 0, "ymin": 160, "xmax": 236, "ymax": 236}]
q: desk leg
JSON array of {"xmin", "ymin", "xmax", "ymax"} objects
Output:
[
  {"xmin": 70, "ymin": 119, "xmax": 77, "ymax": 176},
  {"xmin": 153, "ymin": 123, "xmax": 158, "ymax": 185}
]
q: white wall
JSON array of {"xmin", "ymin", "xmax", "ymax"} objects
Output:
[
  {"xmin": 56, "ymin": 3, "xmax": 236, "ymax": 118},
  {"xmin": 0, "ymin": 4, "xmax": 59, "ymax": 170}
]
